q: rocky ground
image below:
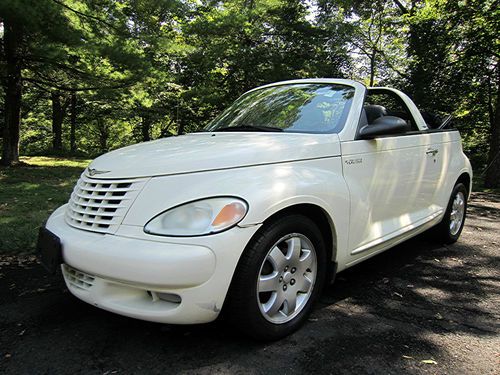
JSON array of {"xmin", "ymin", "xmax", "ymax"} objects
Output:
[{"xmin": 1, "ymin": 193, "xmax": 499, "ymax": 374}]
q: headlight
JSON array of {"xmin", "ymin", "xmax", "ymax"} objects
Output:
[{"xmin": 144, "ymin": 197, "xmax": 248, "ymax": 236}]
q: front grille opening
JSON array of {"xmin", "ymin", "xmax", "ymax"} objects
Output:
[{"xmin": 65, "ymin": 174, "xmax": 146, "ymax": 234}]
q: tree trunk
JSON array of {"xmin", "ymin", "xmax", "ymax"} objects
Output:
[
  {"xmin": 1, "ymin": 19, "xmax": 23, "ymax": 166},
  {"xmin": 51, "ymin": 92, "xmax": 65, "ymax": 152},
  {"xmin": 484, "ymin": 67, "xmax": 500, "ymax": 188},
  {"xmin": 177, "ymin": 121, "xmax": 185, "ymax": 135},
  {"xmin": 369, "ymin": 51, "xmax": 376, "ymax": 87},
  {"xmin": 97, "ymin": 119, "xmax": 108, "ymax": 153},
  {"xmin": 70, "ymin": 92, "xmax": 77, "ymax": 154},
  {"xmin": 141, "ymin": 115, "xmax": 151, "ymax": 142}
]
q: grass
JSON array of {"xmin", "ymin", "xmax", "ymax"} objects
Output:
[{"xmin": 0, "ymin": 156, "xmax": 90, "ymax": 254}]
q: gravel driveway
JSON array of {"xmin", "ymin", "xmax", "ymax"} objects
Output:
[{"xmin": 1, "ymin": 192, "xmax": 499, "ymax": 374}]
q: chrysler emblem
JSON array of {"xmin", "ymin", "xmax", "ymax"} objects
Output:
[{"xmin": 88, "ymin": 168, "xmax": 110, "ymax": 176}]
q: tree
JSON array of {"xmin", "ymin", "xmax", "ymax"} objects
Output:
[
  {"xmin": 0, "ymin": 0, "xmax": 149, "ymax": 163},
  {"xmin": 1, "ymin": 8, "xmax": 23, "ymax": 165}
]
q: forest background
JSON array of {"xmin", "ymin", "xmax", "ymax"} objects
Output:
[{"xmin": 1, "ymin": 0, "xmax": 499, "ymax": 187}]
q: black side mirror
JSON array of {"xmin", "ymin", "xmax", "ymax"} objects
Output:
[{"xmin": 358, "ymin": 116, "xmax": 410, "ymax": 139}]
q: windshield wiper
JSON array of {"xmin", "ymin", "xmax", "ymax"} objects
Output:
[{"xmin": 213, "ymin": 125, "xmax": 283, "ymax": 132}]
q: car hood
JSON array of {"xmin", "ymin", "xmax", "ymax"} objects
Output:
[{"xmin": 86, "ymin": 132, "xmax": 341, "ymax": 179}]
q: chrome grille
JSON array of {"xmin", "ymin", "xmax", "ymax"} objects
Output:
[
  {"xmin": 65, "ymin": 172, "xmax": 147, "ymax": 234},
  {"xmin": 63, "ymin": 264, "xmax": 95, "ymax": 291}
]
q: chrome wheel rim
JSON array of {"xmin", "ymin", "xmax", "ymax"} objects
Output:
[
  {"xmin": 257, "ymin": 233, "xmax": 317, "ymax": 324},
  {"xmin": 449, "ymin": 191, "xmax": 465, "ymax": 236}
]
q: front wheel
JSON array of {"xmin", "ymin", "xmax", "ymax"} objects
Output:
[
  {"xmin": 225, "ymin": 214, "xmax": 327, "ymax": 341},
  {"xmin": 434, "ymin": 182, "xmax": 468, "ymax": 244}
]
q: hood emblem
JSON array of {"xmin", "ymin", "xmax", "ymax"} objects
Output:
[{"xmin": 88, "ymin": 168, "xmax": 110, "ymax": 176}]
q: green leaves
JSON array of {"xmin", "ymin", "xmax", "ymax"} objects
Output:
[{"xmin": 1, "ymin": 0, "xmax": 497, "ymax": 172}]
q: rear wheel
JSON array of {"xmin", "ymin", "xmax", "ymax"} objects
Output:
[
  {"xmin": 434, "ymin": 182, "xmax": 468, "ymax": 244},
  {"xmin": 225, "ymin": 215, "xmax": 326, "ymax": 340}
]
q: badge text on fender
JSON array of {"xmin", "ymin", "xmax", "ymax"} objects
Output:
[{"xmin": 345, "ymin": 158, "xmax": 363, "ymax": 165}]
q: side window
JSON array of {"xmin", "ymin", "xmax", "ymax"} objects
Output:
[{"xmin": 365, "ymin": 91, "xmax": 419, "ymax": 131}]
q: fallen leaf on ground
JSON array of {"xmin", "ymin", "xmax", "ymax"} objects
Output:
[{"xmin": 421, "ymin": 359, "xmax": 437, "ymax": 364}]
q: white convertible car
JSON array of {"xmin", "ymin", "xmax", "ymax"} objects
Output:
[{"xmin": 38, "ymin": 79, "xmax": 472, "ymax": 340}]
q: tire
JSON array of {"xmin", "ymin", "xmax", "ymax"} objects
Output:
[
  {"xmin": 225, "ymin": 214, "xmax": 327, "ymax": 341},
  {"xmin": 434, "ymin": 182, "xmax": 468, "ymax": 244}
]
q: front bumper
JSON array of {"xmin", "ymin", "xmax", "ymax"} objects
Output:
[{"xmin": 46, "ymin": 205, "xmax": 260, "ymax": 324}]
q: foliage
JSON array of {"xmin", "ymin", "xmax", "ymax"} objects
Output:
[
  {"xmin": 0, "ymin": 156, "xmax": 90, "ymax": 254},
  {"xmin": 0, "ymin": 0, "xmax": 499, "ymax": 181}
]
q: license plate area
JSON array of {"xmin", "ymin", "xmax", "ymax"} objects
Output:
[{"xmin": 37, "ymin": 227, "xmax": 62, "ymax": 274}]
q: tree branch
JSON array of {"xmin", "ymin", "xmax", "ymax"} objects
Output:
[
  {"xmin": 393, "ymin": 0, "xmax": 408, "ymax": 14},
  {"xmin": 24, "ymin": 77, "xmax": 134, "ymax": 92},
  {"xmin": 50, "ymin": 0, "xmax": 121, "ymax": 32}
]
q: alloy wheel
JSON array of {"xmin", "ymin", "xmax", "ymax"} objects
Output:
[{"xmin": 256, "ymin": 233, "xmax": 317, "ymax": 324}]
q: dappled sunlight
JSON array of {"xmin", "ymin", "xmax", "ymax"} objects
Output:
[
  {"xmin": 19, "ymin": 156, "xmax": 91, "ymax": 169},
  {"xmin": 313, "ymin": 194, "xmax": 500, "ymax": 372},
  {"xmin": 17, "ymin": 182, "xmax": 41, "ymax": 190},
  {"xmin": 0, "ymin": 157, "xmax": 86, "ymax": 254}
]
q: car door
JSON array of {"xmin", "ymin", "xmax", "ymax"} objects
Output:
[
  {"xmin": 342, "ymin": 92, "xmax": 441, "ymax": 264},
  {"xmin": 423, "ymin": 131, "xmax": 450, "ymax": 213},
  {"xmin": 342, "ymin": 135, "xmax": 432, "ymax": 262}
]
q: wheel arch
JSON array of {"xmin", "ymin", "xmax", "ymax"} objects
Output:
[
  {"xmin": 455, "ymin": 172, "xmax": 471, "ymax": 196},
  {"xmin": 253, "ymin": 203, "xmax": 338, "ymax": 284}
]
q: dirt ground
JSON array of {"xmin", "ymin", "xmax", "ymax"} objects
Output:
[{"xmin": 1, "ymin": 192, "xmax": 499, "ymax": 374}]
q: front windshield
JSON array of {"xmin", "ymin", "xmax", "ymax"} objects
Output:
[{"xmin": 205, "ymin": 83, "xmax": 355, "ymax": 133}]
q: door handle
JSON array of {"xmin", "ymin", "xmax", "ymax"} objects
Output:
[{"xmin": 426, "ymin": 149, "xmax": 438, "ymax": 156}]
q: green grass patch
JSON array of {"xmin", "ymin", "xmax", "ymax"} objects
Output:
[{"xmin": 0, "ymin": 156, "xmax": 90, "ymax": 254}]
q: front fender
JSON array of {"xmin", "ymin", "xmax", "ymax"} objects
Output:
[{"xmin": 123, "ymin": 158, "xmax": 350, "ymax": 266}]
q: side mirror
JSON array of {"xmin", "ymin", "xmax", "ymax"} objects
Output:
[{"xmin": 358, "ymin": 116, "xmax": 410, "ymax": 139}]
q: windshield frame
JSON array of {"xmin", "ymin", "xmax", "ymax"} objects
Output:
[{"xmin": 204, "ymin": 82, "xmax": 356, "ymax": 135}]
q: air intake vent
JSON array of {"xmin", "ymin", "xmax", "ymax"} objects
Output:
[{"xmin": 62, "ymin": 264, "xmax": 95, "ymax": 291}]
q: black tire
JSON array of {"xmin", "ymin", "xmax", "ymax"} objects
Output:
[
  {"xmin": 433, "ymin": 182, "xmax": 468, "ymax": 244},
  {"xmin": 224, "ymin": 214, "xmax": 327, "ymax": 341}
]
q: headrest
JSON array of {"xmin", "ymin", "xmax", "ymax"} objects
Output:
[{"xmin": 364, "ymin": 105, "xmax": 387, "ymax": 124}]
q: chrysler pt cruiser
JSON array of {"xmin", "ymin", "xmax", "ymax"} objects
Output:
[{"xmin": 38, "ymin": 79, "xmax": 472, "ymax": 340}]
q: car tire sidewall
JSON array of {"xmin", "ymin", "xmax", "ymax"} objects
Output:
[
  {"xmin": 227, "ymin": 215, "xmax": 327, "ymax": 340},
  {"xmin": 440, "ymin": 183, "xmax": 468, "ymax": 244}
]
